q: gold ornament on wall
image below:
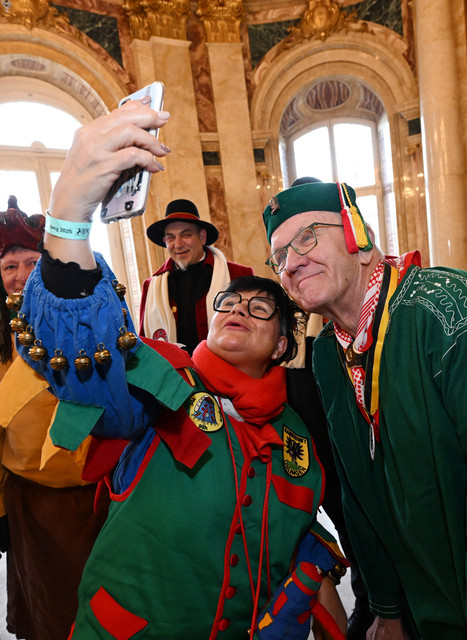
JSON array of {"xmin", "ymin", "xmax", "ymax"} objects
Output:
[
  {"xmin": 122, "ymin": 0, "xmax": 191, "ymax": 41},
  {"xmin": 0, "ymin": 0, "xmax": 69, "ymax": 30},
  {"xmin": 284, "ymin": 0, "xmax": 362, "ymax": 46},
  {"xmin": 196, "ymin": 0, "xmax": 245, "ymax": 43}
]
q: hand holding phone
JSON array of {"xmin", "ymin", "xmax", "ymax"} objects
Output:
[{"xmin": 100, "ymin": 81, "xmax": 165, "ymax": 224}]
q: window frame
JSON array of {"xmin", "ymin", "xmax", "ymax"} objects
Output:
[
  {"xmin": 286, "ymin": 116, "xmax": 388, "ymax": 251},
  {"xmin": 0, "ymin": 92, "xmax": 142, "ymax": 318}
]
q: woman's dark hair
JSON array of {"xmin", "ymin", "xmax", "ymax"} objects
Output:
[{"xmin": 224, "ymin": 275, "xmax": 306, "ymax": 365}]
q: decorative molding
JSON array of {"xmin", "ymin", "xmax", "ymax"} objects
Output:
[
  {"xmin": 200, "ymin": 131, "xmax": 220, "ymax": 152},
  {"xmin": 279, "ymin": 79, "xmax": 383, "ymax": 136},
  {"xmin": 0, "ymin": 2, "xmax": 130, "ymax": 86},
  {"xmin": 283, "ymin": 0, "xmax": 368, "ymax": 47},
  {"xmin": 196, "ymin": 0, "xmax": 245, "ymax": 43},
  {"xmin": 201, "ymin": 141, "xmax": 220, "ymax": 152},
  {"xmin": 0, "ymin": 0, "xmax": 70, "ymax": 30},
  {"xmin": 122, "ymin": 0, "xmax": 191, "ymax": 41},
  {"xmin": 244, "ymin": 0, "xmax": 305, "ymax": 25},
  {"xmin": 398, "ymin": 102, "xmax": 420, "ymax": 122},
  {"xmin": 252, "ymin": 130, "xmax": 270, "ymax": 147},
  {"xmin": 306, "ymin": 79, "xmax": 351, "ymax": 110},
  {"xmin": 405, "ymin": 137, "xmax": 421, "ymax": 156}
]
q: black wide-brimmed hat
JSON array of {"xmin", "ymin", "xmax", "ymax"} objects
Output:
[{"xmin": 146, "ymin": 199, "xmax": 219, "ymax": 247}]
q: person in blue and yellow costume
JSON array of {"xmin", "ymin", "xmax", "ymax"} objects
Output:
[
  {"xmin": 0, "ymin": 197, "xmax": 109, "ymax": 640},
  {"xmin": 263, "ymin": 181, "xmax": 467, "ymax": 640},
  {"xmin": 15, "ymin": 99, "xmax": 349, "ymax": 640}
]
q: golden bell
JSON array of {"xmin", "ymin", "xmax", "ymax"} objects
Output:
[
  {"xmin": 113, "ymin": 280, "xmax": 126, "ymax": 299},
  {"xmin": 6, "ymin": 292, "xmax": 23, "ymax": 311},
  {"xmin": 117, "ymin": 328, "xmax": 137, "ymax": 350},
  {"xmin": 122, "ymin": 308, "xmax": 127, "ymax": 319},
  {"xmin": 10, "ymin": 315, "xmax": 27, "ymax": 333},
  {"xmin": 94, "ymin": 343, "xmax": 111, "ymax": 364},
  {"xmin": 29, "ymin": 340, "xmax": 47, "ymax": 361},
  {"xmin": 74, "ymin": 350, "xmax": 92, "ymax": 371},
  {"xmin": 18, "ymin": 325, "xmax": 35, "ymax": 346},
  {"xmin": 50, "ymin": 349, "xmax": 68, "ymax": 371}
]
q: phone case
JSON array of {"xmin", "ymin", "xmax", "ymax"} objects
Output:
[{"xmin": 100, "ymin": 81, "xmax": 165, "ymax": 224}]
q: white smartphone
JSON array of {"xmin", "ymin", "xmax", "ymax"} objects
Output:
[{"xmin": 100, "ymin": 81, "xmax": 165, "ymax": 224}]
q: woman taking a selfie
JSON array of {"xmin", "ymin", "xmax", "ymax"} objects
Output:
[{"xmin": 14, "ymin": 99, "xmax": 347, "ymax": 639}]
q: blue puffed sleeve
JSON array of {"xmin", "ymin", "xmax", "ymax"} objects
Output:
[{"xmin": 17, "ymin": 253, "xmax": 192, "ymax": 450}]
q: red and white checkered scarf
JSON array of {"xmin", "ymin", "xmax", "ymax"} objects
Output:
[{"xmin": 334, "ymin": 252, "xmax": 421, "ymax": 419}]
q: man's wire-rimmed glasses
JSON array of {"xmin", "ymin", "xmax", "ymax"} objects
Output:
[
  {"xmin": 213, "ymin": 291, "xmax": 278, "ymax": 320},
  {"xmin": 265, "ymin": 222, "xmax": 344, "ymax": 275}
]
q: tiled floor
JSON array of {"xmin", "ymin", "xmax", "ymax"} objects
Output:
[{"xmin": 0, "ymin": 511, "xmax": 354, "ymax": 640}]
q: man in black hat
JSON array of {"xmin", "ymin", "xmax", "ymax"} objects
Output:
[{"xmin": 140, "ymin": 198, "xmax": 253, "ymax": 354}]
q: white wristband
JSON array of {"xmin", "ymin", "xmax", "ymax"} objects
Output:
[{"xmin": 45, "ymin": 212, "xmax": 92, "ymax": 240}]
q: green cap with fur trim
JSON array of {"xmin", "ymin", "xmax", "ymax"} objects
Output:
[{"xmin": 263, "ymin": 181, "xmax": 372, "ymax": 253}]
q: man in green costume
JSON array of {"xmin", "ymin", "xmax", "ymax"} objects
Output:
[{"xmin": 263, "ymin": 180, "xmax": 467, "ymax": 640}]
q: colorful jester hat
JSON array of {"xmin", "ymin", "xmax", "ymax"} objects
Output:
[{"xmin": 263, "ymin": 181, "xmax": 373, "ymax": 253}]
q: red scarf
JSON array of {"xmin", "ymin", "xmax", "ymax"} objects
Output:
[
  {"xmin": 192, "ymin": 340, "xmax": 286, "ymax": 428},
  {"xmin": 193, "ymin": 341, "xmax": 286, "ymax": 631}
]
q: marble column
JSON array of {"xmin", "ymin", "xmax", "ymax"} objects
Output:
[
  {"xmin": 415, "ymin": 0, "xmax": 467, "ymax": 268},
  {"xmin": 206, "ymin": 41, "xmax": 265, "ymax": 270},
  {"xmin": 129, "ymin": 36, "xmax": 210, "ymax": 273}
]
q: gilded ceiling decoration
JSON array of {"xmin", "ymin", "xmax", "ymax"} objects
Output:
[
  {"xmin": 283, "ymin": 0, "xmax": 369, "ymax": 46},
  {"xmin": 0, "ymin": 0, "xmax": 69, "ymax": 30}
]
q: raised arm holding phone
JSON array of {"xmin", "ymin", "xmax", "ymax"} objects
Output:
[
  {"xmin": 13, "ymin": 92, "xmax": 350, "ymax": 639},
  {"xmin": 46, "ymin": 95, "xmax": 170, "ymax": 268}
]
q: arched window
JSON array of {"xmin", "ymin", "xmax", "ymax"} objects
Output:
[
  {"xmin": 291, "ymin": 119, "xmax": 384, "ymax": 247},
  {"xmin": 278, "ymin": 79, "xmax": 398, "ymax": 255},
  {"xmin": 0, "ymin": 98, "xmax": 111, "ymax": 264}
]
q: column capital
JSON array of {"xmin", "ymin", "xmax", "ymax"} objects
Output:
[
  {"xmin": 196, "ymin": 0, "xmax": 245, "ymax": 43},
  {"xmin": 122, "ymin": 0, "xmax": 191, "ymax": 41}
]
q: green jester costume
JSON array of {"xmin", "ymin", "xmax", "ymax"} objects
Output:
[
  {"xmin": 15, "ymin": 253, "xmax": 347, "ymax": 640},
  {"xmin": 262, "ymin": 181, "xmax": 467, "ymax": 640},
  {"xmin": 313, "ymin": 263, "xmax": 467, "ymax": 639}
]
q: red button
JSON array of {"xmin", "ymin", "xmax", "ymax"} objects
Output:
[
  {"xmin": 248, "ymin": 467, "xmax": 256, "ymax": 478},
  {"xmin": 235, "ymin": 523, "xmax": 242, "ymax": 535},
  {"xmin": 242, "ymin": 495, "xmax": 252, "ymax": 507},
  {"xmin": 219, "ymin": 618, "xmax": 230, "ymax": 631},
  {"xmin": 230, "ymin": 554, "xmax": 239, "ymax": 566},
  {"xmin": 225, "ymin": 586, "xmax": 236, "ymax": 599}
]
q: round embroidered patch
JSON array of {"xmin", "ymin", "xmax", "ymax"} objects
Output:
[
  {"xmin": 189, "ymin": 392, "xmax": 223, "ymax": 432},
  {"xmin": 152, "ymin": 328, "xmax": 168, "ymax": 341}
]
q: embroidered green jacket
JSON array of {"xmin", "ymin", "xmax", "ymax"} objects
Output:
[{"xmin": 313, "ymin": 264, "xmax": 467, "ymax": 640}]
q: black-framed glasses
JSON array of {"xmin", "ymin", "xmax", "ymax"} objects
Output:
[
  {"xmin": 213, "ymin": 291, "xmax": 278, "ymax": 320},
  {"xmin": 266, "ymin": 222, "xmax": 344, "ymax": 275}
]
